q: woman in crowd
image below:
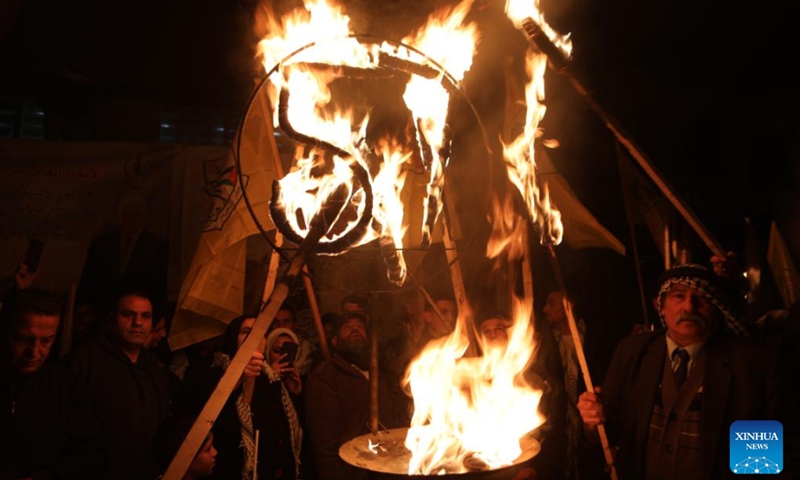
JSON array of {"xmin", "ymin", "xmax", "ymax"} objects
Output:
[{"xmin": 183, "ymin": 316, "xmax": 304, "ymax": 480}]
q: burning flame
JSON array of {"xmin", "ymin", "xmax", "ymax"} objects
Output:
[
  {"xmin": 256, "ymin": 0, "xmax": 552, "ymax": 474},
  {"xmin": 258, "ymin": 0, "xmax": 480, "ymax": 265},
  {"xmin": 486, "ymin": 193, "xmax": 527, "ymax": 268},
  {"xmin": 501, "ymin": 0, "xmax": 569, "ymax": 245},
  {"xmin": 398, "ymin": 0, "xmax": 479, "ymax": 246},
  {"xmin": 504, "ymin": 0, "xmax": 572, "ymax": 57},
  {"xmin": 403, "ymin": 295, "xmax": 543, "ymax": 475}
]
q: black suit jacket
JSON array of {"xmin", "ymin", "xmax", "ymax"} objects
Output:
[
  {"xmin": 77, "ymin": 228, "xmax": 168, "ymax": 311},
  {"xmin": 601, "ymin": 330, "xmax": 780, "ymax": 480}
]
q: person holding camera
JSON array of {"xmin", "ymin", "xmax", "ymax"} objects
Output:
[{"xmin": 180, "ymin": 316, "xmax": 305, "ymax": 480}]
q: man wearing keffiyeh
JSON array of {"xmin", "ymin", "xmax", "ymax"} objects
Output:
[{"xmin": 576, "ymin": 262, "xmax": 783, "ymax": 480}]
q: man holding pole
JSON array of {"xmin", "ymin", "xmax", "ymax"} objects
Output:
[{"xmin": 577, "ymin": 264, "xmax": 781, "ymax": 479}]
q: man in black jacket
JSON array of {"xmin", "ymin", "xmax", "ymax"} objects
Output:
[
  {"xmin": 577, "ymin": 264, "xmax": 781, "ymax": 479},
  {"xmin": 68, "ymin": 288, "xmax": 173, "ymax": 480},
  {"xmin": 1, "ymin": 288, "xmax": 105, "ymax": 480}
]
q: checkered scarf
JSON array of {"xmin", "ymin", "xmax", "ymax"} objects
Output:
[{"xmin": 655, "ymin": 264, "xmax": 750, "ymax": 337}]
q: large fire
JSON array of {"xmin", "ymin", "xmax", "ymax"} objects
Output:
[{"xmin": 256, "ymin": 0, "xmax": 568, "ymax": 475}]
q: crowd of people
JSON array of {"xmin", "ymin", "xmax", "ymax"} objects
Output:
[{"xmin": 1, "ymin": 240, "xmax": 798, "ymax": 480}]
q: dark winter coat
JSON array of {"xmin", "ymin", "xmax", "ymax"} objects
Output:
[
  {"xmin": 0, "ymin": 361, "xmax": 106, "ymax": 480},
  {"xmin": 68, "ymin": 336, "xmax": 173, "ymax": 480}
]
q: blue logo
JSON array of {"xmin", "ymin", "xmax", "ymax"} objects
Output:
[{"xmin": 730, "ymin": 420, "xmax": 783, "ymax": 474}]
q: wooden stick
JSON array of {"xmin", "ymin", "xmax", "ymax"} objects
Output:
[
  {"xmin": 253, "ymin": 429, "xmax": 260, "ymax": 480},
  {"xmin": 440, "ymin": 193, "xmax": 468, "ymax": 315},
  {"xmin": 244, "ymin": 226, "xmax": 286, "ymax": 405},
  {"xmin": 304, "ymin": 274, "xmax": 330, "ymax": 362},
  {"xmin": 262, "ymin": 233, "xmax": 284, "ymax": 304},
  {"xmin": 242, "ymin": 337, "xmax": 266, "ymax": 404},
  {"xmin": 521, "ymin": 18, "xmax": 726, "ymax": 258},
  {"xmin": 59, "ymin": 283, "xmax": 77, "ymax": 358},
  {"xmin": 369, "ymin": 314, "xmax": 379, "ymax": 434},
  {"xmin": 407, "ymin": 270, "xmax": 447, "ymax": 325},
  {"xmin": 547, "ymin": 245, "xmax": 618, "ymax": 480},
  {"xmin": 440, "ymin": 191, "xmax": 480, "ymax": 358},
  {"xmin": 257, "ymin": 87, "xmax": 330, "ymax": 361},
  {"xmin": 521, "ymin": 224, "xmax": 534, "ymax": 313},
  {"xmin": 162, "ymin": 196, "xmax": 340, "ymax": 480},
  {"xmin": 616, "ymin": 147, "xmax": 652, "ymax": 329},
  {"xmin": 664, "ymin": 224, "xmax": 671, "ymax": 270},
  {"xmin": 565, "ymin": 72, "xmax": 725, "ymax": 257}
]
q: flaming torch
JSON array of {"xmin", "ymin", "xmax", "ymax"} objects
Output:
[
  {"xmin": 503, "ymin": 0, "xmax": 617, "ymax": 478},
  {"xmin": 513, "ymin": 3, "xmax": 726, "ymax": 258}
]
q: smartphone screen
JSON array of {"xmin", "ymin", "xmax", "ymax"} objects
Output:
[{"xmin": 279, "ymin": 341, "xmax": 299, "ymax": 366}]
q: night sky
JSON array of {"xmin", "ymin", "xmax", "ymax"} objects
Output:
[{"xmin": 2, "ymin": 0, "xmax": 798, "ymax": 278}]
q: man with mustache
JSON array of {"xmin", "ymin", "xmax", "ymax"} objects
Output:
[
  {"xmin": 576, "ymin": 263, "xmax": 781, "ymax": 479},
  {"xmin": 305, "ymin": 312, "xmax": 404, "ymax": 480},
  {"xmin": 68, "ymin": 288, "xmax": 173, "ymax": 480},
  {"xmin": 1, "ymin": 288, "xmax": 105, "ymax": 479}
]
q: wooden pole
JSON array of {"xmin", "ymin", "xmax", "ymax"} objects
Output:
[
  {"xmin": 521, "ymin": 224, "xmax": 534, "ymax": 312},
  {"xmin": 304, "ymin": 274, "xmax": 330, "ymax": 361},
  {"xmin": 521, "ymin": 18, "xmax": 726, "ymax": 258},
  {"xmin": 253, "ymin": 429, "xmax": 260, "ymax": 480},
  {"xmin": 243, "ymin": 231, "xmax": 286, "ymax": 405},
  {"xmin": 162, "ymin": 186, "xmax": 345, "ymax": 480},
  {"xmin": 440, "ymin": 192, "xmax": 468, "ymax": 316},
  {"xmin": 616, "ymin": 147, "xmax": 652, "ymax": 329},
  {"xmin": 547, "ymin": 245, "xmax": 618, "ymax": 480},
  {"xmin": 242, "ymin": 337, "xmax": 266, "ymax": 405},
  {"xmin": 407, "ymin": 271, "xmax": 447, "ymax": 326},
  {"xmin": 256, "ymin": 86, "xmax": 330, "ymax": 361},
  {"xmin": 369, "ymin": 314, "xmax": 379, "ymax": 434},
  {"xmin": 59, "ymin": 283, "xmax": 77, "ymax": 359},
  {"xmin": 664, "ymin": 224, "xmax": 671, "ymax": 270}
]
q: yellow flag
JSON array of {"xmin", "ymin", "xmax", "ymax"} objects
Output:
[{"xmin": 169, "ymin": 88, "xmax": 280, "ymax": 350}]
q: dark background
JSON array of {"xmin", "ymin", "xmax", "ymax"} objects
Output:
[{"xmin": 2, "ymin": 0, "xmax": 797, "ymax": 337}]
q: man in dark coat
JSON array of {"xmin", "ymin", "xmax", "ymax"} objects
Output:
[
  {"xmin": 305, "ymin": 312, "xmax": 405, "ymax": 480},
  {"xmin": 0, "ymin": 288, "xmax": 105, "ymax": 480},
  {"xmin": 578, "ymin": 264, "xmax": 782, "ymax": 480},
  {"xmin": 76, "ymin": 191, "xmax": 168, "ymax": 319},
  {"xmin": 68, "ymin": 288, "xmax": 173, "ymax": 480}
]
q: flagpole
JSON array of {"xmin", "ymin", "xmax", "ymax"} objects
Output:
[
  {"xmin": 256, "ymin": 89, "xmax": 331, "ymax": 362},
  {"xmin": 59, "ymin": 283, "xmax": 77, "ymax": 358},
  {"xmin": 546, "ymin": 244, "xmax": 619, "ymax": 480},
  {"xmin": 616, "ymin": 145, "xmax": 651, "ymax": 329},
  {"xmin": 520, "ymin": 18, "xmax": 726, "ymax": 258},
  {"xmin": 163, "ymin": 185, "xmax": 348, "ymax": 480}
]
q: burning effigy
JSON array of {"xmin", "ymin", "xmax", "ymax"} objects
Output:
[{"xmin": 235, "ymin": 0, "xmax": 575, "ymax": 477}]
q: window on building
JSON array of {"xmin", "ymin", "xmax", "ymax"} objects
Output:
[{"xmin": 19, "ymin": 99, "xmax": 45, "ymax": 140}]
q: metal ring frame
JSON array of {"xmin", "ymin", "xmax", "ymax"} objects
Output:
[{"xmin": 234, "ymin": 34, "xmax": 496, "ymax": 294}]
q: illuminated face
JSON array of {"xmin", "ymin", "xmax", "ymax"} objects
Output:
[
  {"xmin": 332, "ymin": 317, "xmax": 367, "ymax": 353},
  {"xmin": 543, "ymin": 292, "xmax": 566, "ymax": 326},
  {"xmin": 424, "ymin": 300, "xmax": 457, "ymax": 338},
  {"xmin": 114, "ymin": 295, "xmax": 153, "ymax": 350},
  {"xmin": 659, "ymin": 284, "xmax": 722, "ymax": 345},
  {"xmin": 236, "ymin": 318, "xmax": 256, "ymax": 349},
  {"xmin": 10, "ymin": 312, "xmax": 60, "ymax": 376},
  {"xmin": 272, "ymin": 309, "xmax": 296, "ymax": 332},
  {"xmin": 479, "ymin": 317, "xmax": 510, "ymax": 347},
  {"xmin": 187, "ymin": 434, "xmax": 217, "ymax": 477}
]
